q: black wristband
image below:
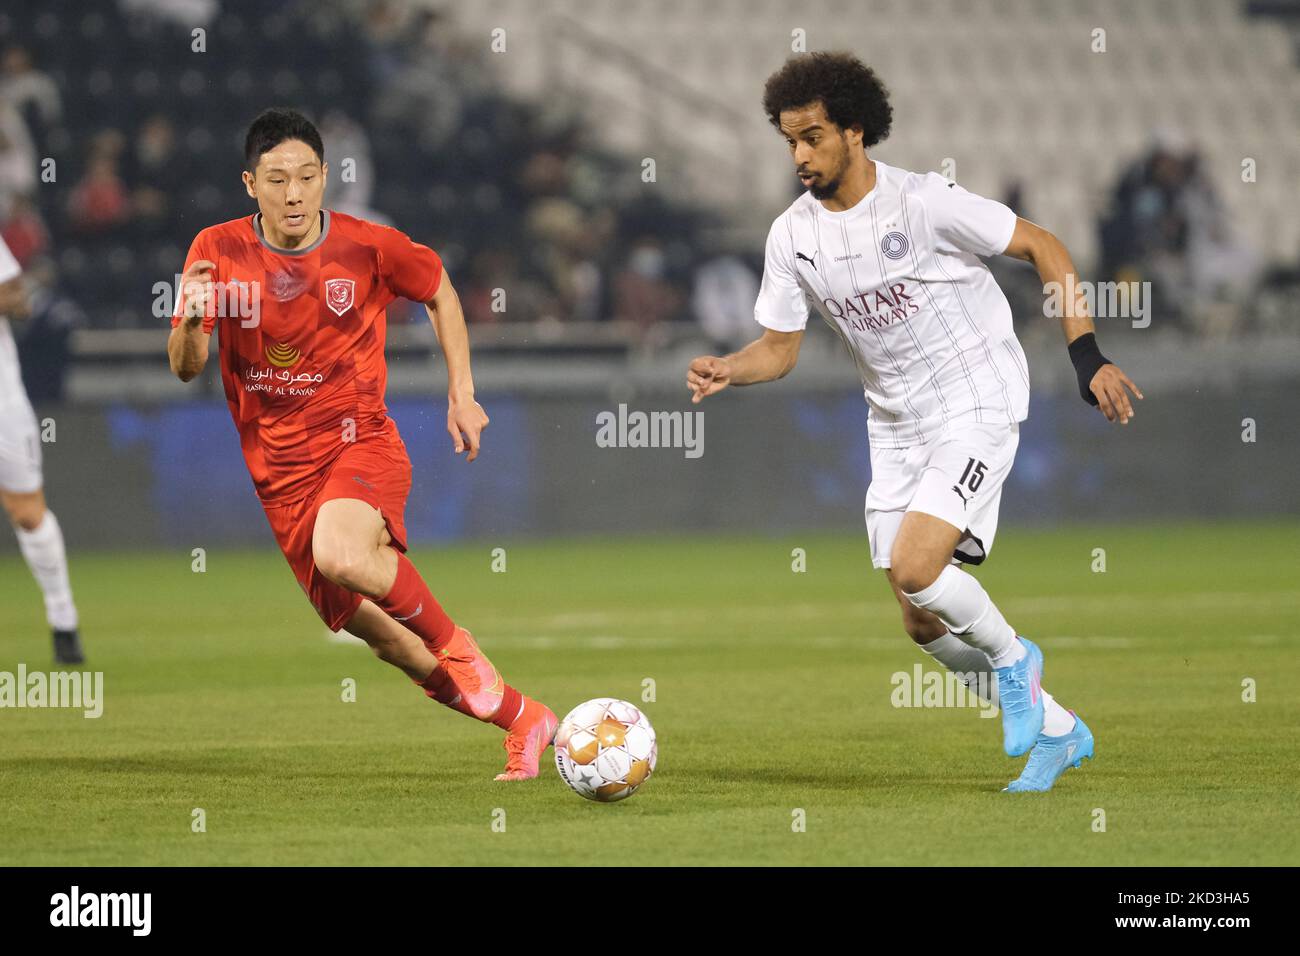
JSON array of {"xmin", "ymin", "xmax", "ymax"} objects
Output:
[{"xmin": 1067, "ymin": 332, "xmax": 1111, "ymax": 406}]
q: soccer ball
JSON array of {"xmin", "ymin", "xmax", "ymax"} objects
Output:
[{"xmin": 554, "ymin": 698, "xmax": 657, "ymax": 802}]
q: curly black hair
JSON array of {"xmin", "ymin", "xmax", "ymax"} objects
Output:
[{"xmin": 762, "ymin": 52, "xmax": 893, "ymax": 147}]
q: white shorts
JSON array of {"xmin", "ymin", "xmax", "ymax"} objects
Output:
[
  {"xmin": 865, "ymin": 422, "xmax": 1019, "ymax": 569},
  {"xmin": 0, "ymin": 399, "xmax": 43, "ymax": 494}
]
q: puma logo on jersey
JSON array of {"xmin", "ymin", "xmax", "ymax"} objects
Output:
[
  {"xmin": 795, "ymin": 251, "xmax": 818, "ymax": 270},
  {"xmin": 951, "ymin": 484, "xmax": 970, "ymax": 506}
]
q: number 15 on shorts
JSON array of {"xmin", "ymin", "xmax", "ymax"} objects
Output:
[{"xmin": 952, "ymin": 457, "xmax": 987, "ymax": 504}]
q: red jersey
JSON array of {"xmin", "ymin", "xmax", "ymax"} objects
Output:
[{"xmin": 172, "ymin": 210, "xmax": 442, "ymax": 502}]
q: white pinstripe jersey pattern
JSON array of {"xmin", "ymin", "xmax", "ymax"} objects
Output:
[{"xmin": 754, "ymin": 159, "xmax": 1031, "ymax": 449}]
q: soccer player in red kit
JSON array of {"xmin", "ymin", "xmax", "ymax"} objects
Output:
[{"xmin": 167, "ymin": 108, "xmax": 556, "ymax": 780}]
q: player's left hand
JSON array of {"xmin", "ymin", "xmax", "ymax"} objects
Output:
[
  {"xmin": 448, "ymin": 393, "xmax": 489, "ymax": 462},
  {"xmin": 1090, "ymin": 364, "xmax": 1143, "ymax": 425}
]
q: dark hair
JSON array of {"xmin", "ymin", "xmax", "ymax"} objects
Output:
[
  {"xmin": 243, "ymin": 107, "xmax": 324, "ymax": 171},
  {"xmin": 762, "ymin": 52, "xmax": 893, "ymax": 147}
]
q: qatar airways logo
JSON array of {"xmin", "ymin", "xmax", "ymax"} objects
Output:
[{"xmin": 822, "ymin": 281, "xmax": 919, "ymax": 332}]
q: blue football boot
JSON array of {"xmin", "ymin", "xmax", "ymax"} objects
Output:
[
  {"xmin": 1004, "ymin": 712, "xmax": 1095, "ymax": 792},
  {"xmin": 995, "ymin": 637, "xmax": 1044, "ymax": 756}
]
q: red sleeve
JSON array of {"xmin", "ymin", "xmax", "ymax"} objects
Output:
[
  {"xmin": 375, "ymin": 224, "xmax": 443, "ymax": 303},
  {"xmin": 170, "ymin": 231, "xmax": 218, "ymax": 332}
]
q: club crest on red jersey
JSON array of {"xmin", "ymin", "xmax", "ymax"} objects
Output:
[{"xmin": 324, "ymin": 278, "xmax": 355, "ymax": 316}]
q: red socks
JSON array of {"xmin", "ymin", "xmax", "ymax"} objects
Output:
[
  {"xmin": 417, "ymin": 666, "xmax": 473, "ymax": 716},
  {"xmin": 377, "ymin": 552, "xmax": 455, "ymax": 652},
  {"xmin": 385, "ymin": 552, "xmax": 525, "ymax": 732},
  {"xmin": 491, "ymin": 686, "xmax": 524, "ymax": 731},
  {"xmin": 416, "ymin": 663, "xmax": 524, "ymax": 730}
]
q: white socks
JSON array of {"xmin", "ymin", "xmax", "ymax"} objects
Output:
[
  {"xmin": 1040, "ymin": 692, "xmax": 1076, "ymax": 736},
  {"xmin": 15, "ymin": 510, "xmax": 79, "ymax": 631},
  {"xmin": 907, "ymin": 565, "xmax": 1076, "ymax": 738},
  {"xmin": 903, "ymin": 565, "xmax": 1022, "ymax": 667},
  {"xmin": 920, "ymin": 632, "xmax": 998, "ymax": 706}
]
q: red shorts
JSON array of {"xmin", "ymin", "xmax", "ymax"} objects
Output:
[{"xmin": 261, "ymin": 436, "xmax": 412, "ymax": 631}]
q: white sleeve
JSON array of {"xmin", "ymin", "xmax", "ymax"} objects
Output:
[
  {"xmin": 0, "ymin": 235, "xmax": 21, "ymax": 285},
  {"xmin": 753, "ymin": 216, "xmax": 809, "ymax": 332},
  {"xmin": 917, "ymin": 173, "xmax": 1017, "ymax": 257}
]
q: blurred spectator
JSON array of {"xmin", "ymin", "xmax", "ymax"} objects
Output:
[
  {"xmin": 612, "ymin": 237, "xmax": 686, "ymax": 332},
  {"xmin": 319, "ymin": 111, "xmax": 389, "ymax": 225},
  {"xmin": 15, "ymin": 257, "xmax": 82, "ymax": 403},
  {"xmin": 124, "ymin": 114, "xmax": 182, "ymax": 236},
  {"xmin": 0, "ymin": 3, "xmax": 714, "ymax": 331},
  {"xmin": 366, "ymin": 5, "xmax": 479, "ymax": 150},
  {"xmin": 0, "ymin": 193, "xmax": 50, "ymax": 263},
  {"xmin": 118, "ymin": 0, "xmax": 220, "ymax": 30},
  {"xmin": 692, "ymin": 251, "xmax": 759, "ymax": 350},
  {"xmin": 460, "ymin": 245, "xmax": 520, "ymax": 324},
  {"xmin": 0, "ymin": 45, "xmax": 61, "ymax": 150},
  {"xmin": 525, "ymin": 198, "xmax": 610, "ymax": 325},
  {"xmin": 1099, "ymin": 129, "xmax": 1258, "ymax": 332},
  {"xmin": 0, "ymin": 94, "xmax": 38, "ymax": 207},
  {"xmin": 67, "ymin": 131, "xmax": 130, "ymax": 235}
]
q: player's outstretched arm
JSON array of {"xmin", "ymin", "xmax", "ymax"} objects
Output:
[
  {"xmin": 167, "ymin": 259, "xmax": 215, "ymax": 382},
  {"xmin": 687, "ymin": 327, "xmax": 803, "ymax": 403},
  {"xmin": 1003, "ymin": 218, "xmax": 1143, "ymax": 424},
  {"xmin": 426, "ymin": 273, "xmax": 489, "ymax": 462}
]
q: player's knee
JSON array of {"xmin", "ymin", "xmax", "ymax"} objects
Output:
[
  {"xmin": 2, "ymin": 496, "xmax": 45, "ymax": 532},
  {"xmin": 890, "ymin": 554, "xmax": 941, "ymax": 599},
  {"xmin": 313, "ymin": 543, "xmax": 366, "ymax": 591}
]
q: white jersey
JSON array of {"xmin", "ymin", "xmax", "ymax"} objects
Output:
[
  {"xmin": 0, "ymin": 235, "xmax": 30, "ymax": 412},
  {"xmin": 755, "ymin": 159, "xmax": 1030, "ymax": 449}
]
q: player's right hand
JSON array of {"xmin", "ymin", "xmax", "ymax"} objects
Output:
[
  {"xmin": 1089, "ymin": 363, "xmax": 1143, "ymax": 425},
  {"xmin": 180, "ymin": 259, "xmax": 217, "ymax": 325},
  {"xmin": 687, "ymin": 355, "xmax": 732, "ymax": 403}
]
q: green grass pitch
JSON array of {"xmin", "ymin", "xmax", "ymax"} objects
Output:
[{"xmin": 1, "ymin": 521, "xmax": 1297, "ymax": 866}]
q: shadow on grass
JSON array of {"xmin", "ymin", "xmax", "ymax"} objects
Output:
[{"xmin": 700, "ymin": 763, "xmax": 997, "ymax": 793}]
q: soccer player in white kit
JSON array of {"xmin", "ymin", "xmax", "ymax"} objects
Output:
[
  {"xmin": 687, "ymin": 53, "xmax": 1142, "ymax": 791},
  {"xmin": 0, "ymin": 234, "xmax": 83, "ymax": 663}
]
